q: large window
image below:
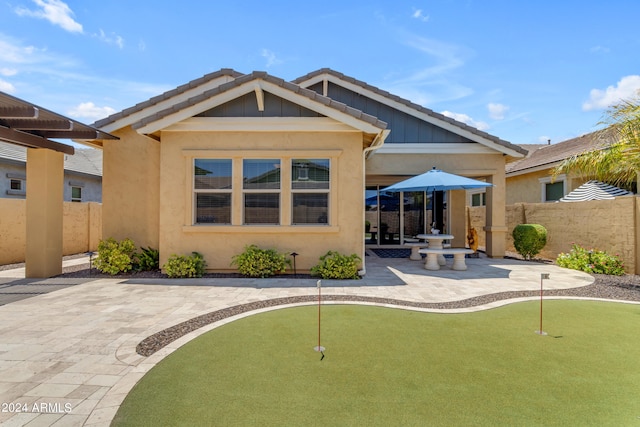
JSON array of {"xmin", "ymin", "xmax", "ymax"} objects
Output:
[
  {"xmin": 243, "ymin": 159, "xmax": 280, "ymax": 224},
  {"xmin": 291, "ymin": 159, "xmax": 330, "ymax": 224},
  {"xmin": 194, "ymin": 159, "xmax": 232, "ymax": 224}
]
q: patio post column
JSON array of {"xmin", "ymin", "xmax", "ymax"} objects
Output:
[
  {"xmin": 25, "ymin": 148, "xmax": 64, "ymax": 278},
  {"xmin": 449, "ymin": 189, "xmax": 466, "ymax": 247},
  {"xmin": 484, "ymin": 170, "xmax": 507, "ymax": 258}
]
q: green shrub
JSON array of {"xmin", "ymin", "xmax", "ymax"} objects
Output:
[
  {"xmin": 311, "ymin": 251, "xmax": 362, "ymax": 280},
  {"xmin": 556, "ymin": 244, "xmax": 625, "ymax": 275},
  {"xmin": 163, "ymin": 252, "xmax": 206, "ymax": 278},
  {"xmin": 231, "ymin": 245, "xmax": 291, "ymax": 278},
  {"xmin": 94, "ymin": 237, "xmax": 136, "ymax": 275},
  {"xmin": 135, "ymin": 247, "xmax": 160, "ymax": 271},
  {"xmin": 512, "ymin": 224, "xmax": 547, "ymax": 260}
]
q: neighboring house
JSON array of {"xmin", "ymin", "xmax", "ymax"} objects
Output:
[
  {"xmin": 90, "ymin": 68, "xmax": 525, "ymax": 272},
  {"xmin": 0, "ymin": 141, "xmax": 102, "ymax": 202},
  {"xmin": 505, "ymin": 130, "xmax": 616, "ymax": 204}
]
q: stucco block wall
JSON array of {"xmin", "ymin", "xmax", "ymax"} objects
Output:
[
  {"xmin": 0, "ymin": 200, "xmax": 102, "ymax": 265},
  {"xmin": 102, "ymin": 127, "xmax": 160, "ymax": 249},
  {"xmin": 469, "ymin": 196, "xmax": 639, "ymax": 274},
  {"xmin": 0, "ymin": 198, "xmax": 26, "ymax": 264},
  {"xmin": 158, "ymin": 130, "xmax": 364, "ymax": 272}
]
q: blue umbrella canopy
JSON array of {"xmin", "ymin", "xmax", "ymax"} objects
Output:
[{"xmin": 382, "ymin": 167, "xmax": 492, "ymax": 193}]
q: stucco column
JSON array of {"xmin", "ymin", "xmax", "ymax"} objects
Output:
[
  {"xmin": 484, "ymin": 169, "xmax": 507, "ymax": 258},
  {"xmin": 448, "ymin": 189, "xmax": 466, "ymax": 248},
  {"xmin": 25, "ymin": 148, "xmax": 64, "ymax": 278}
]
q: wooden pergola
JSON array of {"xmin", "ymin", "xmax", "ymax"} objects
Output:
[{"xmin": 0, "ymin": 91, "xmax": 117, "ymax": 277}]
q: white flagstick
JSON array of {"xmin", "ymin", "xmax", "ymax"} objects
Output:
[
  {"xmin": 535, "ymin": 273, "xmax": 550, "ymax": 336},
  {"xmin": 314, "ymin": 280, "xmax": 325, "ymax": 359}
]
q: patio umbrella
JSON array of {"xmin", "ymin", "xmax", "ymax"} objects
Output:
[
  {"xmin": 382, "ymin": 167, "xmax": 492, "ymax": 193},
  {"xmin": 382, "ymin": 167, "xmax": 492, "ymax": 241}
]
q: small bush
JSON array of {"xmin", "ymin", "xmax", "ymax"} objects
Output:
[
  {"xmin": 135, "ymin": 247, "xmax": 160, "ymax": 271},
  {"xmin": 94, "ymin": 237, "xmax": 136, "ymax": 275},
  {"xmin": 512, "ymin": 224, "xmax": 547, "ymax": 260},
  {"xmin": 163, "ymin": 252, "xmax": 206, "ymax": 278},
  {"xmin": 231, "ymin": 245, "xmax": 291, "ymax": 278},
  {"xmin": 311, "ymin": 251, "xmax": 361, "ymax": 280},
  {"xmin": 556, "ymin": 244, "xmax": 625, "ymax": 275}
]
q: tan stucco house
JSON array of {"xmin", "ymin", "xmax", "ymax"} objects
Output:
[
  {"xmin": 91, "ymin": 69, "xmax": 525, "ymax": 273},
  {"xmin": 505, "ymin": 130, "xmax": 617, "ymax": 204}
]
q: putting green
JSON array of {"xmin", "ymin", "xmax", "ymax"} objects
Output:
[{"xmin": 113, "ymin": 301, "xmax": 640, "ymax": 426}]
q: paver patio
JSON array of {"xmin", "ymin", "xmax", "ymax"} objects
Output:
[{"xmin": 0, "ymin": 252, "xmax": 601, "ymax": 426}]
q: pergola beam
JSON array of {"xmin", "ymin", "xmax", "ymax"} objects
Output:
[
  {"xmin": 0, "ymin": 125, "xmax": 75, "ymax": 154},
  {"xmin": 0, "ymin": 118, "xmax": 73, "ymax": 131},
  {"xmin": 0, "ymin": 106, "xmax": 38, "ymax": 118}
]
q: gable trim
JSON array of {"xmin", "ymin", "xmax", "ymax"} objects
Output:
[
  {"xmin": 296, "ymin": 71, "xmax": 526, "ymax": 158},
  {"xmin": 376, "ymin": 142, "xmax": 498, "ymax": 155},
  {"xmin": 134, "ymin": 77, "xmax": 387, "ymax": 136},
  {"xmin": 164, "ymin": 117, "xmax": 364, "ymax": 133}
]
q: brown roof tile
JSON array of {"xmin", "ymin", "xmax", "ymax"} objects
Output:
[{"xmin": 506, "ymin": 129, "xmax": 614, "ymax": 174}]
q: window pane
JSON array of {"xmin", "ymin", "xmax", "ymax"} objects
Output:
[
  {"xmin": 72, "ymin": 187, "xmax": 82, "ymax": 200},
  {"xmin": 292, "ymin": 159, "xmax": 329, "ymax": 189},
  {"xmin": 10, "ymin": 179, "xmax": 21, "ymax": 190},
  {"xmin": 292, "ymin": 193, "xmax": 328, "ymax": 224},
  {"xmin": 196, "ymin": 194, "xmax": 231, "ymax": 224},
  {"xmin": 195, "ymin": 159, "xmax": 232, "ymax": 189},
  {"xmin": 244, "ymin": 193, "xmax": 279, "ymax": 224},
  {"xmin": 546, "ymin": 182, "xmax": 563, "ymax": 201},
  {"xmin": 243, "ymin": 159, "xmax": 280, "ymax": 189}
]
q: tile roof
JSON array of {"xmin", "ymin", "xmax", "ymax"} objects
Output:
[
  {"xmin": 93, "ymin": 68, "xmax": 244, "ymax": 129},
  {"xmin": 0, "ymin": 141, "xmax": 102, "ymax": 177},
  {"xmin": 131, "ymin": 70, "xmax": 388, "ymax": 133},
  {"xmin": 506, "ymin": 129, "xmax": 614, "ymax": 174},
  {"xmin": 293, "ymin": 68, "xmax": 527, "ymax": 156}
]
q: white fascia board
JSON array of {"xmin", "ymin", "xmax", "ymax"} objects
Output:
[
  {"xmin": 100, "ymin": 75, "xmax": 236, "ymax": 134},
  {"xmin": 506, "ymin": 162, "xmax": 561, "ymax": 178},
  {"xmin": 137, "ymin": 79, "xmax": 385, "ymax": 136},
  {"xmin": 375, "ymin": 143, "xmax": 496, "ymax": 155},
  {"xmin": 299, "ymin": 73, "xmax": 523, "ymax": 157},
  {"xmin": 164, "ymin": 117, "xmax": 360, "ymax": 132}
]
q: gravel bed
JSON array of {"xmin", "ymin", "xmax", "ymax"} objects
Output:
[
  {"xmin": 5, "ymin": 258, "xmax": 639, "ymax": 357},
  {"xmin": 135, "ymin": 274, "xmax": 640, "ymax": 357}
]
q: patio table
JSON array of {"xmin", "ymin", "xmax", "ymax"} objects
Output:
[{"xmin": 417, "ymin": 234, "xmax": 454, "ymax": 265}]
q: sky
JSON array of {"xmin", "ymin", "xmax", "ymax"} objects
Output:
[{"xmin": 1, "ymin": 0, "xmax": 640, "ymax": 146}]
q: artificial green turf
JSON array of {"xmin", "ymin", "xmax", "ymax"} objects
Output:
[{"xmin": 112, "ymin": 301, "xmax": 640, "ymax": 426}]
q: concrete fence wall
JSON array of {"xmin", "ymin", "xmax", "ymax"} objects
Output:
[
  {"xmin": 469, "ymin": 195, "xmax": 640, "ymax": 274},
  {"xmin": 0, "ymin": 199, "xmax": 102, "ymax": 265}
]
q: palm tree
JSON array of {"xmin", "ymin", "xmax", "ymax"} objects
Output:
[{"xmin": 554, "ymin": 97, "xmax": 640, "ymax": 191}]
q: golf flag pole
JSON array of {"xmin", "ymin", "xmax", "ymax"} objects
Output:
[
  {"xmin": 314, "ymin": 280, "xmax": 325, "ymax": 359},
  {"xmin": 536, "ymin": 273, "xmax": 550, "ymax": 336}
]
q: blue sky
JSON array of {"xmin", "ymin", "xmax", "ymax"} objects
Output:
[{"xmin": 1, "ymin": 0, "xmax": 639, "ymax": 145}]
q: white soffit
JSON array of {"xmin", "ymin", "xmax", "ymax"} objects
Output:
[{"xmin": 376, "ymin": 143, "xmax": 496, "ymax": 154}]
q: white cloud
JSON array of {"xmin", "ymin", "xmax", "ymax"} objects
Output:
[
  {"xmin": 441, "ymin": 110, "xmax": 489, "ymax": 131},
  {"xmin": 94, "ymin": 29, "xmax": 125, "ymax": 49},
  {"xmin": 0, "ymin": 67, "xmax": 18, "ymax": 76},
  {"xmin": 67, "ymin": 102, "xmax": 116, "ymax": 120},
  {"xmin": 583, "ymin": 75, "xmax": 640, "ymax": 111},
  {"xmin": 590, "ymin": 45, "xmax": 610, "ymax": 54},
  {"xmin": 0, "ymin": 79, "xmax": 16, "ymax": 93},
  {"xmin": 412, "ymin": 9, "xmax": 430, "ymax": 22},
  {"xmin": 15, "ymin": 0, "xmax": 83, "ymax": 33},
  {"xmin": 261, "ymin": 49, "xmax": 282, "ymax": 68},
  {"xmin": 487, "ymin": 102, "xmax": 509, "ymax": 120}
]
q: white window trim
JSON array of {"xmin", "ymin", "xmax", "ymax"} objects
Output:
[
  {"xmin": 539, "ymin": 174, "xmax": 566, "ymax": 202},
  {"xmin": 467, "ymin": 188, "xmax": 486, "ymax": 206}
]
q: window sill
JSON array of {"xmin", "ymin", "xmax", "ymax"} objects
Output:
[{"xmin": 183, "ymin": 225, "xmax": 340, "ymax": 234}]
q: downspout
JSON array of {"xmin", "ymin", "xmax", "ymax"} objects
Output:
[{"xmin": 359, "ymin": 129, "xmax": 390, "ymax": 276}]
